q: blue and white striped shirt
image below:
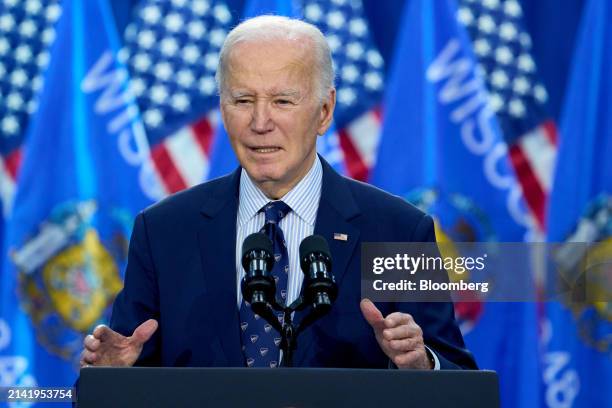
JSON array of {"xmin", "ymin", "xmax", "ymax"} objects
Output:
[{"xmin": 235, "ymin": 156, "xmax": 322, "ymax": 307}]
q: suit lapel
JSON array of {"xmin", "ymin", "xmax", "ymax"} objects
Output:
[
  {"xmin": 315, "ymin": 158, "xmax": 361, "ymax": 290},
  {"xmin": 294, "ymin": 158, "xmax": 361, "ymax": 365},
  {"xmin": 197, "ymin": 159, "xmax": 362, "ymax": 366},
  {"xmin": 197, "ymin": 168, "xmax": 244, "ymax": 366},
  {"xmin": 313, "ymin": 201, "xmax": 360, "ymax": 288}
]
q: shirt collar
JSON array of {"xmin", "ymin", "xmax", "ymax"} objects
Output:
[{"xmin": 237, "ymin": 155, "xmax": 322, "ymax": 227}]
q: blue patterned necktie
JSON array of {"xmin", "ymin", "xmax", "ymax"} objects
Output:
[{"xmin": 239, "ymin": 200, "xmax": 291, "ymax": 368}]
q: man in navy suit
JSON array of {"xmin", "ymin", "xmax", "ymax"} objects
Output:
[{"xmin": 80, "ymin": 16, "xmax": 476, "ymax": 370}]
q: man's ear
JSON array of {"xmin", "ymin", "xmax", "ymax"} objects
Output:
[{"xmin": 317, "ymin": 88, "xmax": 336, "ymax": 135}]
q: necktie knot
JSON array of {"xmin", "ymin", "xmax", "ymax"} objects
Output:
[{"xmin": 262, "ymin": 201, "xmax": 291, "ymax": 224}]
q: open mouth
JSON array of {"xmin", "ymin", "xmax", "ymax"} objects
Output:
[{"xmin": 250, "ymin": 146, "xmax": 281, "ymax": 153}]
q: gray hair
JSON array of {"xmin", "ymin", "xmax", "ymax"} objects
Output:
[{"xmin": 215, "ymin": 15, "xmax": 335, "ymax": 102}]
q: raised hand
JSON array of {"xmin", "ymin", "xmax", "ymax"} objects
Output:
[
  {"xmin": 360, "ymin": 299, "xmax": 432, "ymax": 369},
  {"xmin": 80, "ymin": 319, "xmax": 158, "ymax": 368}
]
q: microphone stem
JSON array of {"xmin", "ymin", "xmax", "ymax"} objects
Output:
[{"xmin": 281, "ymin": 312, "xmax": 295, "ymax": 367}]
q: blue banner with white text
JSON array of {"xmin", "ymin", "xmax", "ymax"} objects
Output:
[
  {"xmin": 543, "ymin": 0, "xmax": 612, "ymax": 406},
  {"xmin": 371, "ymin": 1, "xmax": 541, "ymax": 406},
  {"xmin": 0, "ymin": 1, "xmax": 156, "ymax": 404}
]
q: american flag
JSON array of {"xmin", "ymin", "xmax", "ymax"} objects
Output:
[
  {"xmin": 457, "ymin": 0, "xmax": 558, "ymax": 231},
  {"xmin": 120, "ymin": 0, "xmax": 237, "ymax": 195},
  {"xmin": 301, "ymin": 0, "xmax": 385, "ymax": 181},
  {"xmin": 0, "ymin": 0, "xmax": 61, "ymax": 215},
  {"xmin": 124, "ymin": 0, "xmax": 386, "ymax": 189},
  {"xmin": 2, "ymin": 0, "xmax": 386, "ymax": 203}
]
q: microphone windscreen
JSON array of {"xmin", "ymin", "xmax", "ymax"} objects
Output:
[
  {"xmin": 242, "ymin": 232, "xmax": 273, "ymax": 259},
  {"xmin": 299, "ymin": 235, "xmax": 331, "ymax": 260}
]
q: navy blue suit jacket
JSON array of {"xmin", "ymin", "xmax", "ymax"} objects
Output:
[{"xmin": 110, "ymin": 158, "xmax": 477, "ymax": 370}]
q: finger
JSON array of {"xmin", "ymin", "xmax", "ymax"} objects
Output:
[
  {"xmin": 392, "ymin": 350, "xmax": 427, "ymax": 369},
  {"xmin": 81, "ymin": 349, "xmax": 96, "ymax": 364},
  {"xmin": 79, "ymin": 357, "xmax": 91, "ymax": 369},
  {"xmin": 130, "ymin": 319, "xmax": 159, "ymax": 345},
  {"xmin": 83, "ymin": 334, "xmax": 100, "ymax": 351},
  {"xmin": 360, "ymin": 299, "xmax": 385, "ymax": 332},
  {"xmin": 384, "ymin": 312, "xmax": 413, "ymax": 328},
  {"xmin": 382, "ymin": 324, "xmax": 421, "ymax": 341},
  {"xmin": 389, "ymin": 337, "xmax": 421, "ymax": 352},
  {"xmin": 93, "ymin": 325, "xmax": 114, "ymax": 342}
]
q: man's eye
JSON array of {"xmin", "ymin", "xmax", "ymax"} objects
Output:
[
  {"xmin": 275, "ymin": 99, "xmax": 293, "ymax": 105},
  {"xmin": 235, "ymin": 99, "xmax": 252, "ymax": 105}
]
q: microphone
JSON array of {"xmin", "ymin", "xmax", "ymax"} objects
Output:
[
  {"xmin": 299, "ymin": 235, "xmax": 338, "ymax": 314},
  {"xmin": 241, "ymin": 233, "xmax": 275, "ymax": 313}
]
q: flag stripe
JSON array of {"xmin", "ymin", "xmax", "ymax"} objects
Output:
[
  {"xmin": 5, "ymin": 149, "xmax": 23, "ymax": 180},
  {"xmin": 517, "ymin": 124, "xmax": 557, "ymax": 192},
  {"xmin": 339, "ymin": 128, "xmax": 369, "ymax": 181},
  {"xmin": 509, "ymin": 144, "xmax": 546, "ymax": 228},
  {"xmin": 0, "ymin": 158, "xmax": 16, "ymax": 215},
  {"xmin": 151, "ymin": 143, "xmax": 187, "ymax": 193},
  {"xmin": 191, "ymin": 118, "xmax": 214, "ymax": 156},
  {"xmin": 164, "ymin": 127, "xmax": 208, "ymax": 188},
  {"xmin": 345, "ymin": 108, "xmax": 382, "ymax": 169},
  {"xmin": 542, "ymin": 120, "xmax": 559, "ymax": 146},
  {"xmin": 192, "ymin": 112, "xmax": 218, "ymax": 156}
]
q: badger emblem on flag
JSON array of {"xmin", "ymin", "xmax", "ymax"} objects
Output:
[
  {"xmin": 405, "ymin": 188, "xmax": 497, "ymax": 334},
  {"xmin": 11, "ymin": 201, "xmax": 127, "ymax": 361},
  {"xmin": 554, "ymin": 195, "xmax": 612, "ymax": 353}
]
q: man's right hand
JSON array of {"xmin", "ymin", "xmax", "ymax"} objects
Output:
[{"xmin": 79, "ymin": 319, "xmax": 158, "ymax": 368}]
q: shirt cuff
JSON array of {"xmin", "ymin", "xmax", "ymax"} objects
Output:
[{"xmin": 425, "ymin": 345, "xmax": 441, "ymax": 370}]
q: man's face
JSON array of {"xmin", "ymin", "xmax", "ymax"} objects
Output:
[{"xmin": 220, "ymin": 39, "xmax": 335, "ymax": 198}]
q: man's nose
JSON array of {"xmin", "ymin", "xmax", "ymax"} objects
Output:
[{"xmin": 250, "ymin": 101, "xmax": 274, "ymax": 134}]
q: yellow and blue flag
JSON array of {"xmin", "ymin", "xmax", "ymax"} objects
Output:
[
  {"xmin": 0, "ymin": 0, "xmax": 157, "ymax": 400},
  {"xmin": 371, "ymin": 1, "xmax": 542, "ymax": 406},
  {"xmin": 544, "ymin": 0, "xmax": 612, "ymax": 406}
]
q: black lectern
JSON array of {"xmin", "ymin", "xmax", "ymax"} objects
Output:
[{"xmin": 78, "ymin": 367, "xmax": 499, "ymax": 408}]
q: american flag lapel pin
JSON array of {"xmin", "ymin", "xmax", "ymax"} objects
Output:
[{"xmin": 333, "ymin": 233, "xmax": 348, "ymax": 241}]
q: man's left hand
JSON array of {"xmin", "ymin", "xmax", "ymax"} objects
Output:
[{"xmin": 360, "ymin": 299, "xmax": 433, "ymax": 369}]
